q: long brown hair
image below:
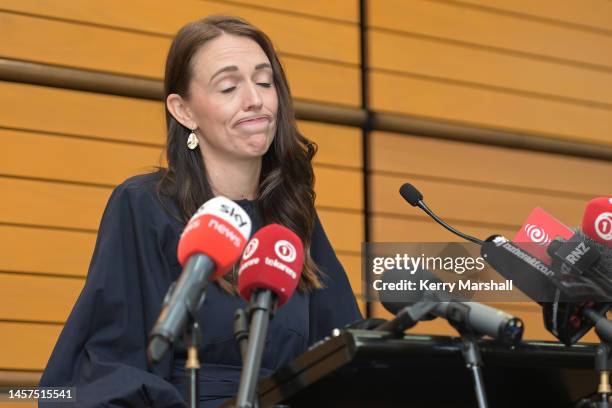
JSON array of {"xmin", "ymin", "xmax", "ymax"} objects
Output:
[{"xmin": 157, "ymin": 15, "xmax": 322, "ymax": 291}]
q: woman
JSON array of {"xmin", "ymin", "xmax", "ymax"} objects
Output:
[{"xmin": 40, "ymin": 15, "xmax": 361, "ymax": 407}]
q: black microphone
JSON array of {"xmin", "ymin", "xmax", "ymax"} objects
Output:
[
  {"xmin": 547, "ymin": 231, "xmax": 612, "ymax": 295},
  {"xmin": 543, "ymin": 229, "xmax": 612, "ymax": 345},
  {"xmin": 480, "ymin": 234, "xmax": 611, "ymax": 345},
  {"xmin": 379, "ymin": 268, "xmax": 524, "ymax": 345},
  {"xmin": 481, "ymin": 235, "xmax": 607, "ymax": 302},
  {"xmin": 399, "ymin": 183, "xmax": 484, "ymax": 245}
]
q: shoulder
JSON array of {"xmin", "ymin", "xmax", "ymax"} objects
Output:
[
  {"xmin": 117, "ymin": 171, "xmax": 162, "ymax": 195},
  {"xmin": 104, "ymin": 171, "xmax": 169, "ymax": 221}
]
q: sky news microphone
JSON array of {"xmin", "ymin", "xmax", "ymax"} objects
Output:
[
  {"xmin": 147, "ymin": 197, "xmax": 252, "ymax": 364},
  {"xmin": 379, "ymin": 268, "xmax": 524, "ymax": 345},
  {"xmin": 236, "ymin": 224, "xmax": 303, "ymax": 408}
]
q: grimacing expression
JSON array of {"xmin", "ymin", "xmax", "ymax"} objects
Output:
[{"xmin": 185, "ymin": 34, "xmax": 278, "ymax": 161}]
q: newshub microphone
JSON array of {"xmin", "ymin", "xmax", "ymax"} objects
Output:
[
  {"xmin": 579, "ymin": 197, "xmax": 612, "ymax": 279},
  {"xmin": 147, "ymin": 197, "xmax": 252, "ymax": 364},
  {"xmin": 236, "ymin": 224, "xmax": 303, "ymax": 408},
  {"xmin": 583, "ymin": 197, "xmax": 612, "ymax": 248}
]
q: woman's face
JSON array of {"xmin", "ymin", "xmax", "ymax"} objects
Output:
[{"xmin": 185, "ymin": 34, "xmax": 278, "ymax": 161}]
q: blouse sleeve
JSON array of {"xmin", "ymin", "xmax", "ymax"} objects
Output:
[
  {"xmin": 308, "ymin": 212, "xmax": 363, "ymax": 344},
  {"xmin": 39, "ymin": 180, "xmax": 186, "ymax": 408}
]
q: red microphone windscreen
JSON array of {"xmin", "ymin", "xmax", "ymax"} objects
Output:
[
  {"xmin": 583, "ymin": 197, "xmax": 612, "ymax": 248},
  {"xmin": 237, "ymin": 224, "xmax": 304, "ymax": 307},
  {"xmin": 177, "ymin": 197, "xmax": 252, "ymax": 279},
  {"xmin": 513, "ymin": 207, "xmax": 574, "ymax": 264}
]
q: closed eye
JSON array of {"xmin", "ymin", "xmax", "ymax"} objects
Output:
[
  {"xmin": 257, "ymin": 83, "xmax": 272, "ymax": 88},
  {"xmin": 221, "ymin": 86, "xmax": 236, "ymax": 94}
]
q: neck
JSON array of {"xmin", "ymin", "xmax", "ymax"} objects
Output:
[{"xmin": 202, "ymin": 152, "xmax": 261, "ymax": 201}]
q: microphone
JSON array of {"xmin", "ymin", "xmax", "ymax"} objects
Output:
[
  {"xmin": 547, "ymin": 232, "xmax": 612, "ymax": 292},
  {"xmin": 579, "ymin": 197, "xmax": 612, "ymax": 284},
  {"xmin": 236, "ymin": 224, "xmax": 304, "ymax": 408},
  {"xmin": 513, "ymin": 206, "xmax": 574, "ymax": 264},
  {"xmin": 147, "ymin": 197, "xmax": 252, "ymax": 364},
  {"xmin": 379, "ymin": 268, "xmax": 524, "ymax": 345},
  {"xmin": 399, "ymin": 183, "xmax": 484, "ymax": 245},
  {"xmin": 486, "ymin": 205, "xmax": 612, "ymax": 345},
  {"xmin": 583, "ymin": 197, "xmax": 612, "ymax": 248}
]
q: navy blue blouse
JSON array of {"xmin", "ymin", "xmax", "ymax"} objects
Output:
[{"xmin": 40, "ymin": 173, "xmax": 361, "ymax": 407}]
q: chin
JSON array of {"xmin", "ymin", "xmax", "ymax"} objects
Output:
[{"xmin": 245, "ymin": 135, "xmax": 274, "ymax": 156}]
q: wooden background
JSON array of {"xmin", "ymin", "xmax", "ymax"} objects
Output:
[{"xmin": 0, "ymin": 1, "xmax": 611, "ymax": 397}]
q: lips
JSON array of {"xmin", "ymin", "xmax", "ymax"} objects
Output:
[{"xmin": 235, "ymin": 115, "xmax": 271, "ymax": 127}]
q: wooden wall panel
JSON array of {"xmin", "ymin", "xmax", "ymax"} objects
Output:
[
  {"xmin": 0, "ymin": 177, "xmax": 110, "ymax": 231},
  {"xmin": 455, "ymin": 0, "xmax": 612, "ymax": 32},
  {"xmin": 370, "ymin": 215, "xmax": 516, "ymax": 243},
  {"xmin": 318, "ymin": 211, "xmax": 363, "ymax": 255},
  {"xmin": 0, "ymin": 3, "xmax": 360, "ymax": 106},
  {"xmin": 0, "ymin": 81, "xmax": 165, "ymax": 145},
  {"xmin": 300, "ymin": 122, "xmax": 362, "ymax": 169},
  {"xmin": 370, "ymin": 71, "xmax": 612, "ymax": 146},
  {"xmin": 368, "ymin": 0, "xmax": 612, "ymax": 146},
  {"xmin": 0, "ymin": 402, "xmax": 37, "ymax": 408},
  {"xmin": 281, "ymin": 56, "xmax": 360, "ymax": 106},
  {"xmin": 371, "ymin": 173, "xmax": 586, "ymax": 228},
  {"xmin": 0, "ymin": 129, "xmax": 162, "ymax": 185},
  {"xmin": 370, "ymin": 29, "xmax": 612, "ymax": 106},
  {"xmin": 0, "ymin": 273, "xmax": 82, "ymax": 323},
  {"xmin": 0, "ymin": 322, "xmax": 61, "ymax": 371},
  {"xmin": 0, "ymin": 226, "xmax": 95, "ymax": 277},
  {"xmin": 0, "ymin": 0, "xmax": 359, "ymax": 64},
  {"xmin": 0, "ymin": 11, "xmax": 168, "ymax": 78},
  {"xmin": 369, "ymin": 0, "xmax": 612, "ymax": 69},
  {"xmin": 371, "ymin": 132, "xmax": 612, "ymax": 198},
  {"xmin": 226, "ymin": 0, "xmax": 359, "ymax": 23},
  {"xmin": 316, "ymin": 167, "xmax": 363, "ymax": 211}
]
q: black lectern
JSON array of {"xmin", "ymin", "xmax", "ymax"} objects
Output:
[{"xmin": 222, "ymin": 329, "xmax": 600, "ymax": 408}]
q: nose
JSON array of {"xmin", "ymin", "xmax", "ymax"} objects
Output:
[{"xmin": 243, "ymin": 81, "xmax": 263, "ymax": 111}]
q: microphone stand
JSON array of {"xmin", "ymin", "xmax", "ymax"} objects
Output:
[
  {"xmin": 236, "ymin": 289, "xmax": 276, "ymax": 408},
  {"xmin": 376, "ymin": 301, "xmax": 438, "ymax": 334},
  {"xmin": 577, "ymin": 309, "xmax": 612, "ymax": 408},
  {"xmin": 234, "ymin": 308, "xmax": 249, "ymax": 362},
  {"xmin": 460, "ymin": 336, "xmax": 488, "ymax": 408},
  {"xmin": 446, "ymin": 303, "xmax": 489, "ymax": 408},
  {"xmin": 184, "ymin": 318, "xmax": 202, "ymax": 408}
]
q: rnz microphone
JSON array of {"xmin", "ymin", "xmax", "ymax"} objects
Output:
[
  {"xmin": 147, "ymin": 197, "xmax": 252, "ymax": 364},
  {"xmin": 236, "ymin": 224, "xmax": 304, "ymax": 408}
]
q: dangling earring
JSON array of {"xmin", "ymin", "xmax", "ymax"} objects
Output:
[{"xmin": 187, "ymin": 127, "xmax": 199, "ymax": 150}]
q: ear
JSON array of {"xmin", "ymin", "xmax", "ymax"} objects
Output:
[{"xmin": 166, "ymin": 93, "xmax": 196, "ymax": 129}]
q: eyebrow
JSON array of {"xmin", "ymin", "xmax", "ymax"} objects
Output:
[{"xmin": 209, "ymin": 63, "xmax": 272, "ymax": 83}]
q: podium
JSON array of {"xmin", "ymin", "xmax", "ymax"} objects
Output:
[{"xmin": 222, "ymin": 329, "xmax": 599, "ymax": 407}]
